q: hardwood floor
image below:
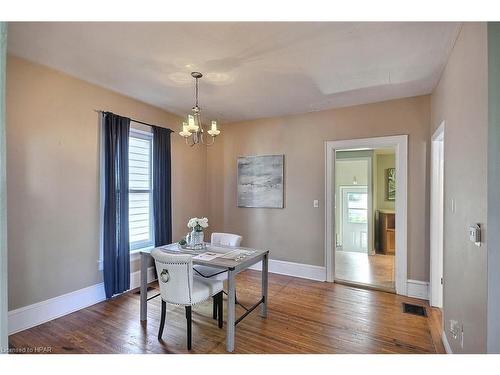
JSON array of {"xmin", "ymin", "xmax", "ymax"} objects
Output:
[
  {"xmin": 9, "ymin": 270, "xmax": 444, "ymax": 354},
  {"xmin": 335, "ymin": 251, "xmax": 395, "ymax": 290}
]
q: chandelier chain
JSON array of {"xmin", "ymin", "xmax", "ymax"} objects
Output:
[{"xmin": 194, "ymin": 77, "xmax": 199, "ymax": 108}]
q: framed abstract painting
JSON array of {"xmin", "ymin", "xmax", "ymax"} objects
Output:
[{"xmin": 237, "ymin": 154, "xmax": 284, "ymax": 208}]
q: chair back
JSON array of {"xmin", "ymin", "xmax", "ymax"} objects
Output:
[
  {"xmin": 211, "ymin": 232, "xmax": 242, "ymax": 247},
  {"xmin": 151, "ymin": 249, "xmax": 193, "ymax": 305}
]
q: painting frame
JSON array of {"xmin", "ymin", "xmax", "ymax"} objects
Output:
[
  {"xmin": 237, "ymin": 154, "xmax": 284, "ymax": 208},
  {"xmin": 385, "ymin": 167, "xmax": 396, "ymax": 201}
]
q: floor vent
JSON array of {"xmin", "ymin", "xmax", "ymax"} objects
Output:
[{"xmin": 402, "ymin": 302, "xmax": 427, "ymax": 317}]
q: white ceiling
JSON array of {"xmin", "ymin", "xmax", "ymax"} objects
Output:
[{"xmin": 7, "ymin": 22, "xmax": 460, "ymax": 123}]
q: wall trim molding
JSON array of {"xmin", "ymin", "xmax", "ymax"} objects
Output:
[
  {"xmin": 249, "ymin": 260, "xmax": 429, "ymax": 301},
  {"xmin": 8, "ymin": 266, "xmax": 156, "ymax": 335},
  {"xmin": 406, "ymin": 279, "xmax": 429, "ymax": 300},
  {"xmin": 442, "ymin": 331, "xmax": 453, "ymax": 354},
  {"xmin": 249, "ymin": 259, "xmax": 326, "ymax": 282}
]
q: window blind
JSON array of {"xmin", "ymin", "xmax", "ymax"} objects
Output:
[{"xmin": 129, "ymin": 132, "xmax": 153, "ymax": 249}]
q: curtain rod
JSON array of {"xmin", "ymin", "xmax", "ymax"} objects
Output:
[{"xmin": 94, "ymin": 109, "xmax": 173, "ymax": 132}]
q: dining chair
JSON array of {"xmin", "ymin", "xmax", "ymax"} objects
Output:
[
  {"xmin": 211, "ymin": 232, "xmax": 243, "ymax": 247},
  {"xmin": 151, "ymin": 248, "xmax": 223, "ymax": 350},
  {"xmin": 193, "ymin": 233, "xmax": 243, "ymax": 319}
]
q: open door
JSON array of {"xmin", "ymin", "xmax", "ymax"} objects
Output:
[{"xmin": 340, "ymin": 186, "xmax": 368, "ymax": 253}]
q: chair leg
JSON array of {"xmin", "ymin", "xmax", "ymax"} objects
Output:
[
  {"xmin": 212, "ymin": 295, "xmax": 218, "ymax": 320},
  {"xmin": 185, "ymin": 306, "xmax": 192, "ymax": 350},
  {"xmin": 158, "ymin": 300, "xmax": 166, "ymax": 340},
  {"xmin": 217, "ymin": 292, "xmax": 223, "ymax": 329}
]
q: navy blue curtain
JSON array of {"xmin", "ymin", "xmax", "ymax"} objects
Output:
[
  {"xmin": 152, "ymin": 126, "xmax": 173, "ymax": 246},
  {"xmin": 103, "ymin": 112, "xmax": 130, "ymax": 299}
]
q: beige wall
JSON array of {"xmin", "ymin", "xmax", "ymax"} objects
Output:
[
  {"xmin": 207, "ymin": 96, "xmax": 430, "ymax": 281},
  {"xmin": 6, "ymin": 56, "xmax": 207, "ymax": 310},
  {"xmin": 430, "ymin": 23, "xmax": 488, "ymax": 353}
]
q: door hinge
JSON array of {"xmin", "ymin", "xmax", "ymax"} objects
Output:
[{"xmin": 441, "ymin": 277, "xmax": 444, "ymax": 285}]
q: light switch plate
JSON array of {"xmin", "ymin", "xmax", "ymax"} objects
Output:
[
  {"xmin": 313, "ymin": 199, "xmax": 319, "ymax": 208},
  {"xmin": 469, "ymin": 224, "xmax": 481, "ymax": 246}
]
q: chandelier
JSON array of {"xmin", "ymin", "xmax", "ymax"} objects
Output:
[{"xmin": 179, "ymin": 72, "xmax": 220, "ymax": 146}]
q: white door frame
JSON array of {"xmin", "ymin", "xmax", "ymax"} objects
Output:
[
  {"xmin": 430, "ymin": 122, "xmax": 445, "ymax": 307},
  {"xmin": 325, "ymin": 135, "xmax": 408, "ymax": 295}
]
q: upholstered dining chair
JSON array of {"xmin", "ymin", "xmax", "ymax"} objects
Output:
[
  {"xmin": 211, "ymin": 232, "xmax": 243, "ymax": 247},
  {"xmin": 151, "ymin": 248, "xmax": 223, "ymax": 350},
  {"xmin": 193, "ymin": 233, "xmax": 243, "ymax": 320}
]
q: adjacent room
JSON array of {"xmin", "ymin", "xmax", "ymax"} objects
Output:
[
  {"xmin": 334, "ymin": 147, "xmax": 396, "ymax": 291},
  {"xmin": 0, "ymin": 18, "xmax": 499, "ymax": 360}
]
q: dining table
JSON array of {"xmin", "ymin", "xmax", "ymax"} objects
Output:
[{"xmin": 139, "ymin": 242, "xmax": 269, "ymax": 352}]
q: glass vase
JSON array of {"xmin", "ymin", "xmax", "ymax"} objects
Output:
[{"xmin": 190, "ymin": 229, "xmax": 204, "ymax": 249}]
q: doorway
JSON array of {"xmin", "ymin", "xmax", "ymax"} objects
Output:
[
  {"xmin": 340, "ymin": 185, "xmax": 369, "ymax": 253},
  {"xmin": 335, "ymin": 155, "xmax": 373, "ymax": 256},
  {"xmin": 430, "ymin": 122, "xmax": 444, "ymax": 308},
  {"xmin": 334, "ymin": 149, "xmax": 395, "ymax": 291},
  {"xmin": 325, "ymin": 135, "xmax": 408, "ymax": 296}
]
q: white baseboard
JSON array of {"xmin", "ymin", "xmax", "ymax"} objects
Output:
[
  {"xmin": 442, "ymin": 331, "xmax": 453, "ymax": 354},
  {"xmin": 406, "ymin": 279, "xmax": 429, "ymax": 300},
  {"xmin": 249, "ymin": 259, "xmax": 326, "ymax": 282},
  {"xmin": 250, "ymin": 261, "xmax": 427, "ymax": 299},
  {"xmin": 8, "ymin": 266, "xmax": 156, "ymax": 335}
]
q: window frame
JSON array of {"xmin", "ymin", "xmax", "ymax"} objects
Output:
[
  {"xmin": 346, "ymin": 191, "xmax": 368, "ymax": 224},
  {"xmin": 128, "ymin": 127, "xmax": 155, "ymax": 252}
]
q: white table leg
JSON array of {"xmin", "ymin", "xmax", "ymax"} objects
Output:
[
  {"xmin": 260, "ymin": 253, "xmax": 268, "ymax": 317},
  {"xmin": 226, "ymin": 268, "xmax": 236, "ymax": 352},
  {"xmin": 140, "ymin": 252, "xmax": 148, "ymax": 321}
]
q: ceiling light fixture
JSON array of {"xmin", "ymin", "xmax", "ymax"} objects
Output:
[{"xmin": 179, "ymin": 72, "xmax": 220, "ymax": 146}]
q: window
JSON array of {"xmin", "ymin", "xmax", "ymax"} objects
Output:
[
  {"xmin": 129, "ymin": 129, "xmax": 154, "ymax": 251},
  {"xmin": 347, "ymin": 192, "xmax": 368, "ymax": 224}
]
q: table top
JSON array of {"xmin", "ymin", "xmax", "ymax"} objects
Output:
[{"xmin": 141, "ymin": 243, "xmax": 269, "ymax": 271}]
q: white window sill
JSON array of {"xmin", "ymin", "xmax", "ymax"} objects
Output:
[{"xmin": 130, "ymin": 246, "xmax": 154, "ymax": 261}]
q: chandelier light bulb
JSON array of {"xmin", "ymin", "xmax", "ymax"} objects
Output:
[
  {"xmin": 208, "ymin": 120, "xmax": 220, "ymax": 136},
  {"xmin": 179, "ymin": 122, "xmax": 192, "ymax": 138},
  {"xmin": 187, "ymin": 114, "xmax": 198, "ymax": 131}
]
